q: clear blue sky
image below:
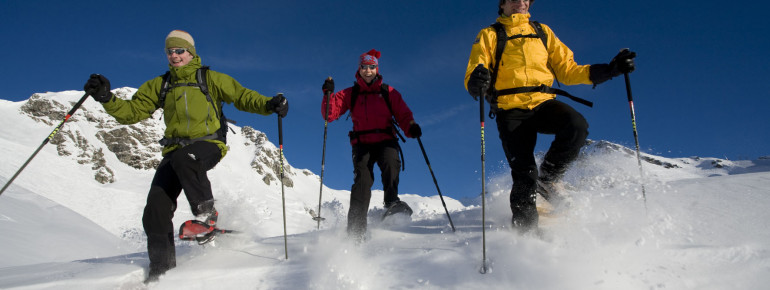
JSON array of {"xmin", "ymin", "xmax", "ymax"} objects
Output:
[{"xmin": 2, "ymin": 0, "xmax": 769, "ymax": 200}]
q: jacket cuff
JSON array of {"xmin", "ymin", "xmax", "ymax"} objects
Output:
[{"xmin": 589, "ymin": 64, "xmax": 613, "ymax": 85}]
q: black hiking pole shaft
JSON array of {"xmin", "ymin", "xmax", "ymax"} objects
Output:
[
  {"xmin": 479, "ymin": 90, "xmax": 488, "ymax": 274},
  {"xmin": 416, "ymin": 137, "xmax": 456, "ymax": 232},
  {"xmin": 278, "ymin": 106, "xmax": 288, "ymax": 260},
  {"xmin": 0, "ymin": 92, "xmax": 90, "ymax": 197},
  {"xmin": 624, "ymin": 73, "xmax": 648, "ymax": 212},
  {"xmin": 315, "ymin": 88, "xmax": 332, "ymax": 229}
]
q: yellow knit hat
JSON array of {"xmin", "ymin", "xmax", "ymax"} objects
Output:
[{"xmin": 165, "ymin": 30, "xmax": 196, "ymax": 56}]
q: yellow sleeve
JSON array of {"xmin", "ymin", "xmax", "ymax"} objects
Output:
[
  {"xmin": 464, "ymin": 28, "xmax": 496, "ymax": 91},
  {"xmin": 541, "ymin": 24, "xmax": 592, "ymax": 86}
]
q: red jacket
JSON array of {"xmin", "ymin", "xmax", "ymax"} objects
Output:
[{"xmin": 322, "ymin": 73, "xmax": 415, "ymax": 145}]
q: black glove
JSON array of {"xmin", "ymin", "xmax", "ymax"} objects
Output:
[
  {"xmin": 84, "ymin": 74, "xmax": 113, "ymax": 103},
  {"xmin": 589, "ymin": 49, "xmax": 637, "ymax": 85},
  {"xmin": 609, "ymin": 48, "xmax": 636, "ymax": 75},
  {"xmin": 467, "ymin": 64, "xmax": 491, "ymax": 100},
  {"xmin": 322, "ymin": 78, "xmax": 334, "ymax": 94},
  {"xmin": 268, "ymin": 94, "xmax": 289, "ymax": 118},
  {"xmin": 408, "ymin": 123, "xmax": 422, "ymax": 138}
]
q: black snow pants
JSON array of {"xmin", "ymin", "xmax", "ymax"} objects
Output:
[
  {"xmin": 142, "ymin": 141, "xmax": 221, "ymax": 276},
  {"xmin": 348, "ymin": 139, "xmax": 402, "ymax": 237},
  {"xmin": 495, "ymin": 99, "xmax": 588, "ymax": 229}
]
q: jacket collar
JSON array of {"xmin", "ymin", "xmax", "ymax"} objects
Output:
[
  {"xmin": 168, "ymin": 56, "xmax": 202, "ymax": 80},
  {"xmin": 355, "ymin": 72, "xmax": 383, "ymax": 91},
  {"xmin": 497, "ymin": 13, "xmax": 531, "ymax": 28}
]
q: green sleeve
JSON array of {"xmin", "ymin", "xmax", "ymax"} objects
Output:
[
  {"xmin": 101, "ymin": 77, "xmax": 163, "ymax": 124},
  {"xmin": 208, "ymin": 71, "xmax": 272, "ymax": 116}
]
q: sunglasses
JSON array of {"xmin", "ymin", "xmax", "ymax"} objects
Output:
[
  {"xmin": 360, "ymin": 64, "xmax": 377, "ymax": 70},
  {"xmin": 166, "ymin": 48, "xmax": 189, "ymax": 55}
]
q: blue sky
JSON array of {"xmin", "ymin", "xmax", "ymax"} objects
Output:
[{"xmin": 2, "ymin": 0, "xmax": 769, "ymax": 201}]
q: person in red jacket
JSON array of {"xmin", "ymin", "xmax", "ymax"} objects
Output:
[{"xmin": 321, "ymin": 49, "xmax": 422, "ymax": 241}]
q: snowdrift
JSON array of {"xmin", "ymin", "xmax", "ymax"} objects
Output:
[{"xmin": 1, "ymin": 91, "xmax": 769, "ymax": 289}]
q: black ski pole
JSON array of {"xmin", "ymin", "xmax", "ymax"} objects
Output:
[
  {"xmin": 314, "ymin": 79, "xmax": 332, "ymax": 228},
  {"xmin": 277, "ymin": 95, "xmax": 289, "ymax": 260},
  {"xmin": 416, "ymin": 137, "xmax": 456, "ymax": 232},
  {"xmin": 624, "ymin": 72, "xmax": 648, "ymax": 212},
  {"xmin": 476, "ymin": 66, "xmax": 489, "ymax": 274},
  {"xmin": 0, "ymin": 92, "xmax": 90, "ymax": 197}
]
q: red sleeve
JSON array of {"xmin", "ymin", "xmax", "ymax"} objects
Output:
[
  {"xmin": 386, "ymin": 87, "xmax": 416, "ymax": 137},
  {"xmin": 321, "ymin": 87, "xmax": 352, "ymax": 122}
]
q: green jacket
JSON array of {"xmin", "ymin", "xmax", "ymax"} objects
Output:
[{"xmin": 102, "ymin": 57, "xmax": 273, "ymax": 158}]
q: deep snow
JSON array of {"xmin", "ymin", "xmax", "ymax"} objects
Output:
[{"xmin": 1, "ymin": 91, "xmax": 769, "ymax": 289}]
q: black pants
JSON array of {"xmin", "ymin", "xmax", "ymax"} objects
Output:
[
  {"xmin": 142, "ymin": 141, "xmax": 221, "ymax": 275},
  {"xmin": 495, "ymin": 100, "xmax": 588, "ymax": 226},
  {"xmin": 348, "ymin": 139, "xmax": 402, "ymax": 236}
]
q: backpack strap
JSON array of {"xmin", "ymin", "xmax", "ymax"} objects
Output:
[
  {"xmin": 379, "ymin": 84, "xmax": 407, "ymax": 143},
  {"xmin": 158, "ymin": 71, "xmax": 172, "ymax": 109},
  {"xmin": 158, "ymin": 66, "xmax": 215, "ymax": 109},
  {"xmin": 487, "ymin": 21, "xmax": 591, "ymax": 117},
  {"xmin": 196, "ymin": 66, "xmax": 221, "ymax": 120},
  {"xmin": 346, "ymin": 81, "xmax": 405, "ymax": 170},
  {"xmin": 488, "ymin": 22, "xmax": 539, "ymax": 113},
  {"xmin": 496, "ymin": 85, "xmax": 593, "ymax": 107},
  {"xmin": 531, "ymin": 21, "xmax": 563, "ymax": 88},
  {"xmin": 157, "ymin": 66, "xmax": 232, "ymax": 146},
  {"xmin": 530, "ymin": 21, "xmax": 548, "ymax": 51},
  {"xmin": 347, "ymin": 81, "xmax": 360, "ymax": 119}
]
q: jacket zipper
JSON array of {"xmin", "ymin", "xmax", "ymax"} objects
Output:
[{"xmin": 183, "ymin": 90, "xmax": 191, "ymax": 135}]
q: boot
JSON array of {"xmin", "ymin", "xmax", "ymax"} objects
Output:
[
  {"xmin": 382, "ymin": 200, "xmax": 413, "ymax": 219},
  {"xmin": 511, "ymin": 199, "xmax": 538, "ymax": 232},
  {"xmin": 194, "ymin": 200, "xmax": 218, "ymax": 227},
  {"xmin": 537, "ymin": 160, "xmax": 572, "ymax": 209}
]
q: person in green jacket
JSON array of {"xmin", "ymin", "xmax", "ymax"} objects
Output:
[{"xmin": 83, "ymin": 30, "xmax": 289, "ymax": 283}]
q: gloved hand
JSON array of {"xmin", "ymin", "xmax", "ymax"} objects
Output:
[
  {"xmin": 609, "ymin": 48, "xmax": 636, "ymax": 76},
  {"xmin": 589, "ymin": 49, "xmax": 637, "ymax": 85},
  {"xmin": 408, "ymin": 123, "xmax": 422, "ymax": 138},
  {"xmin": 322, "ymin": 78, "xmax": 334, "ymax": 94},
  {"xmin": 268, "ymin": 93, "xmax": 289, "ymax": 118},
  {"xmin": 83, "ymin": 74, "xmax": 113, "ymax": 103},
  {"xmin": 467, "ymin": 64, "xmax": 491, "ymax": 100}
]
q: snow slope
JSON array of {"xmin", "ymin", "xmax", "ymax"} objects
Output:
[{"xmin": 1, "ymin": 91, "xmax": 769, "ymax": 289}]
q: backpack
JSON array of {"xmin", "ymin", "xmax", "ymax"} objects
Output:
[
  {"xmin": 487, "ymin": 21, "xmax": 592, "ymax": 116},
  {"xmin": 157, "ymin": 66, "xmax": 233, "ymax": 146}
]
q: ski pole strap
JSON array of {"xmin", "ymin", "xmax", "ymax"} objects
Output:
[
  {"xmin": 495, "ymin": 84, "xmax": 594, "ymax": 108},
  {"xmin": 159, "ymin": 132, "xmax": 220, "ymax": 147}
]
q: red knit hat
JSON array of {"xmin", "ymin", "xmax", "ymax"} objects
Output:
[{"xmin": 360, "ymin": 49, "xmax": 380, "ymax": 66}]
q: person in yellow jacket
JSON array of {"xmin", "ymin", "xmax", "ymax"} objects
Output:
[
  {"xmin": 465, "ymin": 0, "xmax": 636, "ymax": 232},
  {"xmin": 83, "ymin": 30, "xmax": 288, "ymax": 283}
]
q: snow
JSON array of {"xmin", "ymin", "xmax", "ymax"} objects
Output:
[{"xmin": 1, "ymin": 91, "xmax": 770, "ymax": 289}]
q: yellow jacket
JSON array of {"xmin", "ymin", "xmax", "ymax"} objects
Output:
[{"xmin": 465, "ymin": 13, "xmax": 593, "ymax": 110}]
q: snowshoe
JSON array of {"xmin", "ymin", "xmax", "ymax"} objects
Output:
[
  {"xmin": 381, "ymin": 201, "xmax": 413, "ymax": 221},
  {"xmin": 535, "ymin": 179, "xmax": 573, "ymax": 211},
  {"xmin": 178, "ymin": 220, "xmax": 236, "ymax": 245}
]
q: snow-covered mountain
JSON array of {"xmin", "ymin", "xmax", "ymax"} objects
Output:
[{"xmin": 1, "ymin": 90, "xmax": 769, "ymax": 289}]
